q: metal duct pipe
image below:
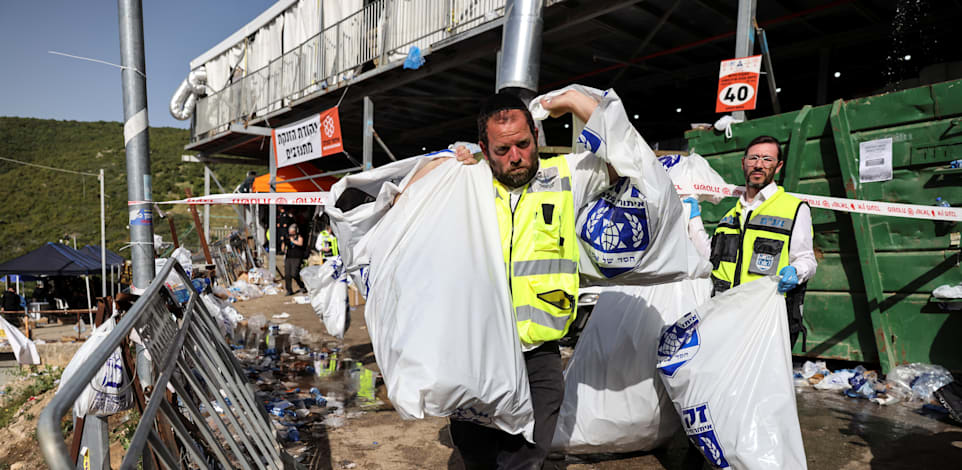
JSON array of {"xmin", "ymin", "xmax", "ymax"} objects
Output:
[
  {"xmin": 496, "ymin": 0, "xmax": 543, "ymax": 97},
  {"xmin": 169, "ymin": 67, "xmax": 207, "ymax": 120}
]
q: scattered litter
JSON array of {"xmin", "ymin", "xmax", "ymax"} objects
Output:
[
  {"xmin": 272, "ymin": 312, "xmax": 291, "ymax": 319},
  {"xmin": 795, "ymin": 361, "xmax": 955, "ymax": 410},
  {"xmin": 292, "ymin": 295, "xmax": 310, "ymax": 304}
]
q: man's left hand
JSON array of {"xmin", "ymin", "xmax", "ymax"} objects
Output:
[{"xmin": 778, "ymin": 266, "xmax": 798, "ymax": 293}]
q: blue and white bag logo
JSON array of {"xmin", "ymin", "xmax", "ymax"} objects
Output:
[
  {"xmin": 682, "ymin": 403, "xmax": 730, "ymax": 468},
  {"xmin": 577, "ymin": 127, "xmax": 604, "ymax": 154},
  {"xmin": 754, "ymin": 253, "xmax": 775, "ymax": 272},
  {"xmin": 656, "ymin": 311, "xmax": 701, "ymax": 377},
  {"xmin": 579, "ymin": 178, "xmax": 650, "ymax": 277},
  {"xmin": 657, "ymin": 154, "xmax": 682, "ymax": 170}
]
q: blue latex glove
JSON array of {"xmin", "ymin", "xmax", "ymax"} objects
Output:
[
  {"xmin": 682, "ymin": 197, "xmax": 701, "ymax": 219},
  {"xmin": 778, "ymin": 266, "xmax": 798, "ymax": 293}
]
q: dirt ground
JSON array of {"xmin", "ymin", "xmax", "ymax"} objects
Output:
[
  {"xmin": 231, "ymin": 287, "xmax": 962, "ymax": 470},
  {"xmin": 3, "ymin": 282, "xmax": 959, "ymax": 469},
  {"xmin": 230, "ymin": 290, "xmax": 687, "ymax": 470}
]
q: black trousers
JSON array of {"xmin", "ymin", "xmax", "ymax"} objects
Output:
[
  {"xmin": 450, "ymin": 341, "xmax": 564, "ymax": 470},
  {"xmin": 284, "ymin": 256, "xmax": 306, "ymax": 294}
]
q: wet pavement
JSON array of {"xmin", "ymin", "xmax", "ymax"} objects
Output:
[{"xmin": 543, "ymin": 384, "xmax": 962, "ymax": 469}]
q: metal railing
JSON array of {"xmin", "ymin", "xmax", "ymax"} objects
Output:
[
  {"xmin": 194, "ymin": 0, "xmax": 510, "ymax": 138},
  {"xmin": 38, "ymin": 259, "xmax": 296, "ymax": 470}
]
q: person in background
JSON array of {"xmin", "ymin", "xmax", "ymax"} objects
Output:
[
  {"xmin": 690, "ymin": 135, "xmax": 817, "ymax": 349},
  {"xmin": 2, "ymin": 286, "xmax": 22, "ymax": 312},
  {"xmin": 317, "ymin": 227, "xmax": 339, "ymax": 258},
  {"xmin": 284, "ymin": 224, "xmax": 308, "ymax": 296}
]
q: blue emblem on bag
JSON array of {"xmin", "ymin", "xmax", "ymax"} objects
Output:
[
  {"xmin": 578, "ymin": 127, "xmax": 603, "ymax": 153},
  {"xmin": 656, "ymin": 311, "xmax": 700, "ymax": 377},
  {"xmin": 658, "ymin": 154, "xmax": 682, "ymax": 170},
  {"xmin": 580, "ymin": 178, "xmax": 650, "ymax": 277},
  {"xmin": 682, "ymin": 403, "xmax": 730, "ymax": 468}
]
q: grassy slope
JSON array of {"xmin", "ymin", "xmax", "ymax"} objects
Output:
[{"xmin": 0, "ymin": 117, "xmax": 259, "ymax": 261}]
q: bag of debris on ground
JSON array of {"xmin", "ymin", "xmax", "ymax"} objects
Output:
[
  {"xmin": 552, "ymin": 278, "xmax": 710, "ymax": 454},
  {"xmin": 301, "ymin": 257, "xmax": 349, "ymax": 338},
  {"xmin": 57, "ymin": 316, "xmax": 135, "ymax": 417},
  {"xmin": 656, "ymin": 277, "xmax": 806, "ymax": 469},
  {"xmin": 358, "ymin": 151, "xmax": 535, "ymax": 441},
  {"xmin": 529, "ymin": 85, "xmax": 711, "ymax": 286}
]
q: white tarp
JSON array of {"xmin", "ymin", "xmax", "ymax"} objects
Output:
[
  {"xmin": 530, "ymin": 85, "xmax": 712, "ymax": 285},
  {"xmin": 552, "ymin": 278, "xmax": 711, "ymax": 454},
  {"xmin": 358, "ymin": 153, "xmax": 535, "ymax": 441},
  {"xmin": 657, "ymin": 277, "xmax": 807, "ymax": 469},
  {"xmin": 0, "ymin": 316, "xmax": 40, "ymax": 365}
]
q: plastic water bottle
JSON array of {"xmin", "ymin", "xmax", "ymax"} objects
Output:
[{"xmin": 936, "ymin": 197, "xmax": 951, "ymax": 208}]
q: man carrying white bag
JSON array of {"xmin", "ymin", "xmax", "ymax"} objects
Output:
[{"xmin": 657, "ymin": 277, "xmax": 807, "ymax": 469}]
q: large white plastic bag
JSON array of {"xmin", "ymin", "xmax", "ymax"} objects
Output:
[
  {"xmin": 323, "ymin": 156, "xmax": 425, "ymax": 274},
  {"xmin": 552, "ymin": 278, "xmax": 710, "ymax": 453},
  {"xmin": 0, "ymin": 316, "xmax": 40, "ymax": 365},
  {"xmin": 657, "ymin": 152, "xmax": 730, "ymax": 204},
  {"xmin": 361, "ymin": 155, "xmax": 535, "ymax": 441},
  {"xmin": 657, "ymin": 277, "xmax": 806, "ymax": 469},
  {"xmin": 57, "ymin": 317, "xmax": 134, "ymax": 417},
  {"xmin": 302, "ymin": 257, "xmax": 350, "ymax": 338},
  {"xmin": 531, "ymin": 85, "xmax": 711, "ymax": 285}
]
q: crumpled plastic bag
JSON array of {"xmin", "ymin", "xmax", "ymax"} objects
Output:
[
  {"xmin": 887, "ymin": 363, "xmax": 954, "ymax": 402},
  {"xmin": 57, "ymin": 317, "xmax": 135, "ymax": 417},
  {"xmin": 933, "ymin": 283, "xmax": 962, "ymax": 299},
  {"xmin": 0, "ymin": 316, "xmax": 40, "ymax": 365}
]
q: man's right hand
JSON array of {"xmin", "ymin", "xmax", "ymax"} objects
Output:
[{"xmin": 454, "ymin": 145, "xmax": 480, "ymax": 165}]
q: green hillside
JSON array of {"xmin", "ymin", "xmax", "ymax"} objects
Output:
[{"xmin": 0, "ymin": 117, "xmax": 260, "ymax": 261}]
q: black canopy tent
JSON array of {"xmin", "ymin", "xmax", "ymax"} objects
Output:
[
  {"xmin": 0, "ymin": 242, "xmax": 100, "ymax": 276},
  {"xmin": 0, "ymin": 243, "xmax": 125, "ymax": 325}
]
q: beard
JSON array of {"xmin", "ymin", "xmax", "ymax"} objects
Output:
[
  {"xmin": 492, "ymin": 152, "xmax": 540, "ymax": 188},
  {"xmin": 745, "ymin": 170, "xmax": 773, "ymax": 190}
]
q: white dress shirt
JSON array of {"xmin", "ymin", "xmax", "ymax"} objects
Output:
[{"xmin": 691, "ymin": 182, "xmax": 817, "ymax": 283}]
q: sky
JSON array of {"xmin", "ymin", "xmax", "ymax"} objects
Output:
[{"xmin": 0, "ymin": 0, "xmax": 275, "ymax": 129}]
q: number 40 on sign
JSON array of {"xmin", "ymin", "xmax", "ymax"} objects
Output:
[{"xmin": 716, "ymin": 55, "xmax": 762, "ymax": 113}]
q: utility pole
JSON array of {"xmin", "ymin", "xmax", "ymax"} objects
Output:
[
  {"xmin": 118, "ymin": 0, "xmax": 154, "ymax": 294},
  {"xmin": 732, "ymin": 0, "xmax": 757, "ymax": 122}
]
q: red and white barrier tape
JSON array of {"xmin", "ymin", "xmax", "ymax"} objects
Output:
[
  {"xmin": 147, "ymin": 192, "xmax": 331, "ymax": 206},
  {"xmin": 675, "ymin": 183, "xmax": 962, "ymax": 222},
  {"xmin": 146, "ymin": 185, "xmax": 960, "ymax": 222}
]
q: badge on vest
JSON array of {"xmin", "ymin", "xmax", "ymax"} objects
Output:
[
  {"xmin": 747, "ymin": 237, "xmax": 784, "ymax": 276},
  {"xmin": 578, "ymin": 177, "xmax": 651, "ymax": 277}
]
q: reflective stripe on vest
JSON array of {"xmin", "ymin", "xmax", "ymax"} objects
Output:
[
  {"xmin": 494, "ymin": 156, "xmax": 580, "ymax": 345},
  {"xmin": 710, "ymin": 186, "xmax": 806, "ymax": 291}
]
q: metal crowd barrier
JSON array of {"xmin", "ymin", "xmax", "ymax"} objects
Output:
[{"xmin": 37, "ymin": 259, "xmax": 299, "ymax": 470}]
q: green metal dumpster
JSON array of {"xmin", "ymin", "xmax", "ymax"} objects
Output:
[{"xmin": 685, "ymin": 79, "xmax": 962, "ymax": 373}]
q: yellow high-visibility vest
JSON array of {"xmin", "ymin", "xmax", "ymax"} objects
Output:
[
  {"xmin": 494, "ymin": 156, "xmax": 580, "ymax": 345},
  {"xmin": 320, "ymin": 230, "xmax": 339, "ymax": 257},
  {"xmin": 710, "ymin": 186, "xmax": 807, "ymax": 292}
]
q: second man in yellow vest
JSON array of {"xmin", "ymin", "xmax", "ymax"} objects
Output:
[{"xmin": 691, "ymin": 135, "xmax": 817, "ymax": 350}]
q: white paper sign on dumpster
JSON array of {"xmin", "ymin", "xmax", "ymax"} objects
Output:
[{"xmin": 859, "ymin": 137, "xmax": 893, "ymax": 183}]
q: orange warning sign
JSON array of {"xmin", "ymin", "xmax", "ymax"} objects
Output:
[{"xmin": 716, "ymin": 55, "xmax": 762, "ymax": 113}]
